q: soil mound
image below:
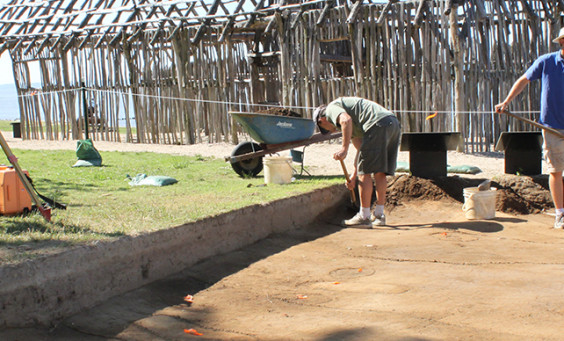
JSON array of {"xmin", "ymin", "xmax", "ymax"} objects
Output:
[
  {"xmin": 259, "ymin": 107, "xmax": 302, "ymax": 117},
  {"xmin": 493, "ymin": 174, "xmax": 552, "ymax": 214},
  {"xmin": 387, "ymin": 175, "xmax": 456, "ymax": 206},
  {"xmin": 386, "ymin": 174, "xmax": 553, "ymax": 215}
]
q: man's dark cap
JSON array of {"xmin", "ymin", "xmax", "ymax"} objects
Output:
[{"xmin": 313, "ymin": 105, "xmax": 329, "ymax": 134}]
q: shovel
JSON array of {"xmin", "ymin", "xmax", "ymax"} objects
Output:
[
  {"xmin": 499, "ymin": 109, "xmax": 564, "ymax": 139},
  {"xmin": 339, "ymin": 160, "xmax": 357, "ymax": 205},
  {"xmin": 477, "ymin": 179, "xmax": 491, "ymax": 191}
]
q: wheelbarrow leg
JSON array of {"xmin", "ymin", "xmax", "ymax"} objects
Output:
[{"xmin": 290, "ymin": 147, "xmax": 310, "ymax": 176}]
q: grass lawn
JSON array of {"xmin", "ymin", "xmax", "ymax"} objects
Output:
[
  {"xmin": 0, "ymin": 149, "xmax": 342, "ymax": 263},
  {"xmin": 0, "ymin": 120, "xmax": 15, "ymax": 132}
]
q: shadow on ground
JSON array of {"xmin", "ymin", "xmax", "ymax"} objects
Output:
[{"xmin": 20, "ymin": 222, "xmax": 346, "ymax": 340}]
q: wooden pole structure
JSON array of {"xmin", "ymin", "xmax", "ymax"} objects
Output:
[{"xmin": 2, "ymin": 0, "xmax": 564, "ymax": 152}]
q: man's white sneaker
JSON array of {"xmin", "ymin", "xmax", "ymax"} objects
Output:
[
  {"xmin": 555, "ymin": 213, "xmax": 564, "ymax": 229},
  {"xmin": 343, "ymin": 213, "xmax": 372, "ymax": 228},
  {"xmin": 371, "ymin": 213, "xmax": 386, "ymax": 226}
]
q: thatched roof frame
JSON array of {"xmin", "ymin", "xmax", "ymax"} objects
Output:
[{"xmin": 0, "ymin": 0, "xmax": 363, "ymax": 53}]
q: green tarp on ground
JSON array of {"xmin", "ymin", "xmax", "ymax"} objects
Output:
[
  {"xmin": 127, "ymin": 174, "xmax": 178, "ymax": 186},
  {"xmin": 396, "ymin": 161, "xmax": 482, "ymax": 175},
  {"xmin": 73, "ymin": 138, "xmax": 102, "ymax": 167}
]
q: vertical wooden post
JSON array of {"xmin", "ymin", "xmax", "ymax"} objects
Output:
[
  {"xmin": 347, "ymin": 0, "xmax": 364, "ymax": 97},
  {"xmin": 81, "ymin": 81, "xmax": 89, "ymax": 140},
  {"xmin": 225, "ymin": 38, "xmax": 239, "ymax": 145},
  {"xmin": 449, "ymin": 3, "xmax": 464, "ymax": 152},
  {"xmin": 249, "ymin": 31, "xmax": 264, "ymax": 107},
  {"xmin": 275, "ymin": 12, "xmax": 291, "ymax": 108}
]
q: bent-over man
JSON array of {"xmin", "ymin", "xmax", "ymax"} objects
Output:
[{"xmin": 313, "ymin": 97, "xmax": 401, "ymax": 228}]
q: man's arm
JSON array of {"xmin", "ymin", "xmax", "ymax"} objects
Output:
[
  {"xmin": 344, "ymin": 138, "xmax": 362, "ymax": 190},
  {"xmin": 495, "ymin": 74, "xmax": 530, "ymax": 113},
  {"xmin": 333, "ymin": 112, "xmax": 353, "ymax": 160}
]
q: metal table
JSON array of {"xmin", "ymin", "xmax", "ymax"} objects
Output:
[
  {"xmin": 495, "ymin": 132, "xmax": 543, "ymax": 175},
  {"xmin": 400, "ymin": 132, "xmax": 463, "ymax": 178}
]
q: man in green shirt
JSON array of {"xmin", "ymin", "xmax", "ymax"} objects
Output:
[{"xmin": 313, "ymin": 97, "xmax": 401, "ymax": 228}]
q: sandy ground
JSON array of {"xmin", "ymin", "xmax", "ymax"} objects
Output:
[
  {"xmin": 2, "ymin": 134, "xmax": 563, "ymax": 341},
  {"xmin": 2, "ymin": 201, "xmax": 564, "ymax": 340}
]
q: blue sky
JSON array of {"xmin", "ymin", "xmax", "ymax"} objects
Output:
[{"xmin": 0, "ymin": 54, "xmax": 12, "ymax": 85}]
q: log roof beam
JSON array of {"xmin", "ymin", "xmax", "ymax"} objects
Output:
[
  {"xmin": 346, "ymin": 0, "xmax": 363, "ymax": 24},
  {"xmin": 0, "ymin": 0, "xmax": 557, "ymax": 52},
  {"xmin": 191, "ymin": 0, "xmax": 221, "ymax": 44},
  {"xmin": 377, "ymin": 0, "xmax": 399, "ymax": 26},
  {"xmin": 316, "ymin": 0, "xmax": 335, "ymax": 26},
  {"xmin": 34, "ymin": 34, "xmax": 52, "ymax": 57},
  {"xmin": 413, "ymin": 0, "xmax": 427, "ymax": 28}
]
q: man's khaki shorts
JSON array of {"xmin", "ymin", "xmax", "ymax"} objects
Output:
[
  {"xmin": 543, "ymin": 129, "xmax": 564, "ymax": 173},
  {"xmin": 357, "ymin": 116, "xmax": 401, "ymax": 176}
]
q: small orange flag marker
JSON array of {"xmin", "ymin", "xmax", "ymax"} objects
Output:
[
  {"xmin": 426, "ymin": 112, "xmax": 438, "ymax": 120},
  {"xmin": 183, "ymin": 294, "xmax": 194, "ymax": 303},
  {"xmin": 184, "ymin": 328, "xmax": 203, "ymax": 336}
]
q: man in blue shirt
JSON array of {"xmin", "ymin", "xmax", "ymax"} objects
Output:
[
  {"xmin": 313, "ymin": 97, "xmax": 400, "ymax": 228},
  {"xmin": 495, "ymin": 28, "xmax": 564, "ymax": 229}
]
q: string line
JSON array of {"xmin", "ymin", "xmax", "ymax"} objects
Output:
[{"xmin": 14, "ymin": 87, "xmax": 541, "ymax": 115}]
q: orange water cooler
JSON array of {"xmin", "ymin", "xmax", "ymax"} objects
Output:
[{"xmin": 0, "ymin": 166, "xmax": 32, "ymax": 215}]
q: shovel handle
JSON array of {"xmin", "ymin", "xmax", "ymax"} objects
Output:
[
  {"xmin": 499, "ymin": 109, "xmax": 564, "ymax": 139},
  {"xmin": 339, "ymin": 159, "xmax": 357, "ymax": 204}
]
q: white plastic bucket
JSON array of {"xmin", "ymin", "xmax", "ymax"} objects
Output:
[
  {"xmin": 264, "ymin": 156, "xmax": 293, "ymax": 184},
  {"xmin": 462, "ymin": 187, "xmax": 497, "ymax": 220}
]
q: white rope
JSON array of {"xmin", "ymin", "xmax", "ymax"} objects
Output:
[
  {"xmin": 14, "ymin": 86, "xmax": 542, "ymax": 115},
  {"xmin": 16, "ymin": 88, "xmax": 77, "ymax": 98},
  {"xmin": 86, "ymin": 87, "xmax": 318, "ymax": 110},
  {"xmin": 392, "ymin": 109, "xmax": 541, "ymax": 115}
]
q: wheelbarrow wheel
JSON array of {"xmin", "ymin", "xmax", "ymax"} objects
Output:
[{"xmin": 230, "ymin": 142, "xmax": 263, "ymax": 177}]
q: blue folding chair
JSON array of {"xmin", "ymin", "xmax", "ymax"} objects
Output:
[{"xmin": 290, "ymin": 147, "xmax": 311, "ymax": 176}]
